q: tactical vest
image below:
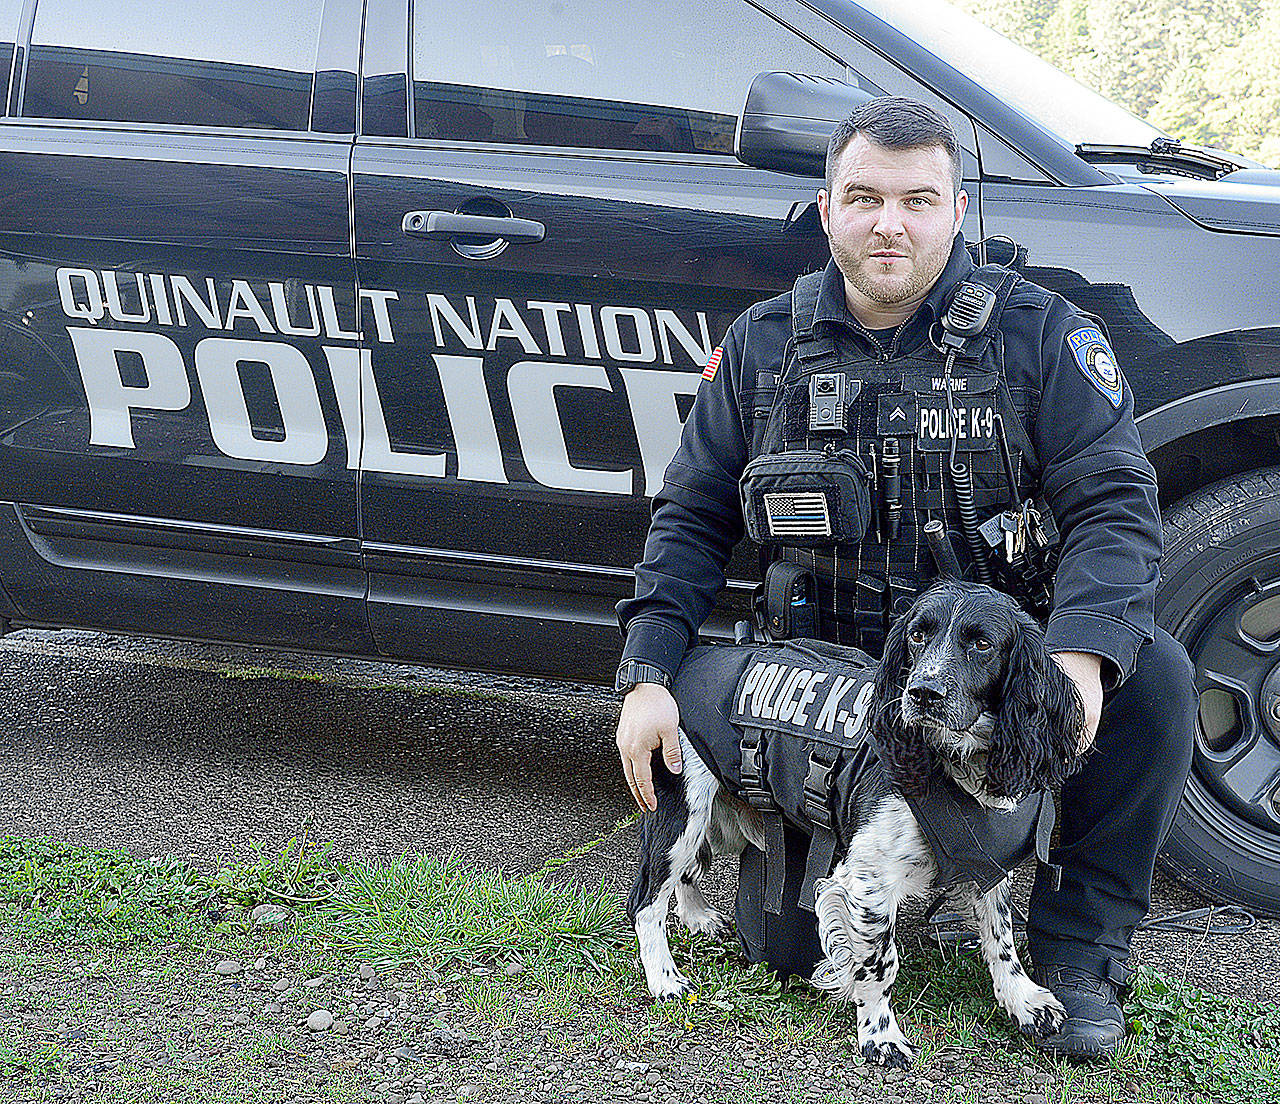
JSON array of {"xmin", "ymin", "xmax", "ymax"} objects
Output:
[
  {"xmin": 739, "ymin": 265, "xmax": 1055, "ymax": 653},
  {"xmin": 674, "ymin": 641, "xmax": 1056, "ymax": 916}
]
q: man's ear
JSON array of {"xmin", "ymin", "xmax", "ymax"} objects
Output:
[
  {"xmin": 817, "ymin": 189, "xmax": 830, "ymax": 235},
  {"xmin": 953, "ymin": 187, "xmax": 968, "ymax": 234}
]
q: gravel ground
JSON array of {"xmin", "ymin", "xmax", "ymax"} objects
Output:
[
  {"xmin": 0, "ymin": 627, "xmax": 1275, "ymax": 1103},
  {"xmin": 2, "ymin": 946, "xmax": 1087, "ymax": 1104}
]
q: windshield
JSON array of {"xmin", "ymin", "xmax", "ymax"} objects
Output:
[{"xmin": 848, "ymin": 0, "xmax": 1165, "ymax": 148}]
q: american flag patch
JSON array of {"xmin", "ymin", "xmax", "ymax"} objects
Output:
[
  {"xmin": 763, "ymin": 491, "xmax": 831, "ymax": 537},
  {"xmin": 702, "ymin": 346, "xmax": 723, "ymax": 382}
]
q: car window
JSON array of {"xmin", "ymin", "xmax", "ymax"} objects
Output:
[
  {"xmin": 411, "ymin": 0, "xmax": 847, "ymax": 154},
  {"xmin": 22, "ymin": 0, "xmax": 324, "ymax": 130},
  {"xmin": 0, "ymin": 0, "xmax": 19, "ymax": 113}
]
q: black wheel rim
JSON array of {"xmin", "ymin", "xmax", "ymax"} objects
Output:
[{"xmin": 1190, "ymin": 578, "xmax": 1280, "ymax": 833}]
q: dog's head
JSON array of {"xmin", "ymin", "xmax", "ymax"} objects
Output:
[{"xmin": 869, "ymin": 581, "xmax": 1086, "ymax": 803}]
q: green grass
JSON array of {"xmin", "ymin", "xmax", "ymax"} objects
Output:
[{"xmin": 0, "ymin": 833, "xmax": 1276, "ymax": 1104}]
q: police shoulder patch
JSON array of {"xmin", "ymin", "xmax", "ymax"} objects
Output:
[{"xmin": 1065, "ymin": 325, "xmax": 1123, "ymax": 408}]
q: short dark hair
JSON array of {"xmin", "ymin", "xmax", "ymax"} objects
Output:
[{"xmin": 825, "ymin": 97, "xmax": 962, "ymax": 195}]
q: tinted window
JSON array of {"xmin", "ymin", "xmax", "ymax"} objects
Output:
[
  {"xmin": 411, "ymin": 0, "xmax": 846, "ymax": 153},
  {"xmin": 24, "ymin": 0, "xmax": 323, "ymax": 129},
  {"xmin": 0, "ymin": 0, "xmax": 18, "ymax": 114}
]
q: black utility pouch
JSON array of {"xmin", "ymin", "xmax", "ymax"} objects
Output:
[{"xmin": 739, "ymin": 449, "xmax": 872, "ymax": 548}]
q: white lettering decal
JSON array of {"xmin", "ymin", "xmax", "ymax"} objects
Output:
[
  {"xmin": 618, "ymin": 367, "xmax": 699, "ymax": 496},
  {"xmin": 792, "ymin": 670, "xmax": 830, "ymax": 727},
  {"xmin": 815, "ymin": 675, "xmax": 859, "ymax": 733},
  {"xmin": 58, "ymin": 269, "xmax": 105, "ymax": 323},
  {"xmin": 268, "ymin": 281, "xmax": 322, "ymax": 337},
  {"xmin": 225, "ymin": 280, "xmax": 274, "ymax": 334},
  {"xmin": 171, "ymin": 276, "xmax": 221, "ymax": 329},
  {"xmin": 843, "ymin": 681, "xmax": 875, "ymax": 739},
  {"xmin": 507, "ymin": 362, "xmax": 631, "ymax": 494},
  {"xmin": 427, "ymin": 293, "xmax": 483, "ymax": 350},
  {"xmin": 102, "ymin": 271, "xmax": 150, "ymax": 325},
  {"xmin": 575, "ymin": 303, "xmax": 600, "ymax": 359},
  {"xmin": 488, "ymin": 298, "xmax": 541, "ymax": 354},
  {"xmin": 149, "ymin": 274, "xmax": 173, "ymax": 327},
  {"xmin": 317, "ymin": 285, "xmax": 359, "ymax": 341},
  {"xmin": 68, "ymin": 328, "xmax": 190, "ymax": 448},
  {"xmin": 527, "ymin": 301, "xmax": 571, "ymax": 357},
  {"xmin": 776, "ymin": 667, "xmax": 812, "ymax": 723},
  {"xmin": 434, "ymin": 354, "xmax": 505, "ymax": 483},
  {"xmin": 655, "ymin": 309, "xmax": 712, "ymax": 366},
  {"xmin": 194, "ymin": 338, "xmax": 326, "ymax": 464},
  {"xmin": 737, "ymin": 661, "xmax": 767, "ymax": 716},
  {"xmin": 323, "ymin": 346, "xmax": 445, "ymax": 477},
  {"xmin": 601, "ymin": 306, "xmax": 656, "ymax": 363},
  {"xmin": 359, "ymin": 289, "xmax": 399, "ymax": 344}
]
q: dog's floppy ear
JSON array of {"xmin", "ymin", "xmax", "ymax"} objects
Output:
[
  {"xmin": 985, "ymin": 612, "xmax": 1085, "ymax": 799},
  {"xmin": 870, "ymin": 604, "xmax": 938, "ymax": 796}
]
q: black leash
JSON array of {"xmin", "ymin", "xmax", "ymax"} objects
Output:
[{"xmin": 921, "ymin": 893, "xmax": 1257, "ymax": 950}]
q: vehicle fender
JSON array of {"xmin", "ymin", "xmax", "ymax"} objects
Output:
[{"xmin": 1137, "ymin": 377, "xmax": 1280, "ymax": 453}]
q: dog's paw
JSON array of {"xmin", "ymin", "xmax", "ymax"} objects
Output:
[
  {"xmin": 683, "ymin": 909, "xmax": 733, "ymax": 940},
  {"xmin": 860, "ymin": 1038, "xmax": 914, "ymax": 1069},
  {"xmin": 1010, "ymin": 986, "xmax": 1068, "ymax": 1040},
  {"xmin": 648, "ymin": 970, "xmax": 692, "ymax": 1001}
]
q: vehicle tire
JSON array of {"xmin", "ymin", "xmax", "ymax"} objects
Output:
[{"xmin": 1157, "ymin": 468, "xmax": 1280, "ymax": 918}]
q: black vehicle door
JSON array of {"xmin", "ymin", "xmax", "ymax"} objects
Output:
[
  {"xmin": 353, "ymin": 0, "xmax": 860, "ymax": 679},
  {"xmin": 0, "ymin": 0, "xmax": 370, "ymax": 651}
]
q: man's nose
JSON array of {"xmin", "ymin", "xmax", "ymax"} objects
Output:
[
  {"xmin": 907, "ymin": 677, "xmax": 948, "ymax": 707},
  {"xmin": 874, "ymin": 202, "xmax": 906, "ymax": 239}
]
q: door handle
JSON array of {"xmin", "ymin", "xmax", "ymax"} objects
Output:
[{"xmin": 401, "ymin": 210, "xmax": 546, "ymax": 243}]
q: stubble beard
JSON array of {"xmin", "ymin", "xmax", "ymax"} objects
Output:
[{"xmin": 832, "ymin": 235, "xmax": 952, "ymax": 307}]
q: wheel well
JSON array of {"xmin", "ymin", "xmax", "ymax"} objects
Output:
[{"xmin": 1149, "ymin": 414, "xmax": 1280, "ymax": 510}]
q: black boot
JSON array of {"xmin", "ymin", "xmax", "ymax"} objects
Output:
[{"xmin": 1032, "ymin": 965, "xmax": 1124, "ymax": 1060}]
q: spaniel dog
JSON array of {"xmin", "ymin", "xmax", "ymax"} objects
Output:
[{"xmin": 626, "ymin": 581, "xmax": 1085, "ymax": 1068}]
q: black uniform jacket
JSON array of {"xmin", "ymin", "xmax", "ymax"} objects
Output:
[{"xmin": 618, "ymin": 235, "xmax": 1161, "ymax": 686}]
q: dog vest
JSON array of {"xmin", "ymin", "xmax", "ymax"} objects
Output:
[{"xmin": 674, "ymin": 640, "xmax": 1057, "ymax": 914}]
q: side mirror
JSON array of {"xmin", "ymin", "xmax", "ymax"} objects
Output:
[{"xmin": 736, "ymin": 72, "xmax": 873, "ymax": 177}]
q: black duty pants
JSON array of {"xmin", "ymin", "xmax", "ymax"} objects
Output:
[{"xmin": 736, "ymin": 627, "xmax": 1197, "ymax": 985}]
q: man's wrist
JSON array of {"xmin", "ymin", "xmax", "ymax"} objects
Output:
[{"xmin": 614, "ymin": 659, "xmax": 672, "ymax": 696}]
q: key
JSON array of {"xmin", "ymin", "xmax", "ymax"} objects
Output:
[{"xmin": 1000, "ymin": 511, "xmax": 1020, "ymax": 564}]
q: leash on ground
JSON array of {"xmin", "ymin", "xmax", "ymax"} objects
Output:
[{"xmin": 922, "ymin": 894, "xmax": 1257, "ymax": 951}]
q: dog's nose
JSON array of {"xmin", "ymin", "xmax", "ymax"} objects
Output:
[{"xmin": 907, "ymin": 679, "xmax": 948, "ymax": 707}]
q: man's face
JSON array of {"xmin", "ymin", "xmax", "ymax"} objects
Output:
[{"xmin": 817, "ymin": 134, "xmax": 968, "ymax": 315}]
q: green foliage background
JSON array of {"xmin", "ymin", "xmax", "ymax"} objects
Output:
[{"xmin": 953, "ymin": 0, "xmax": 1280, "ymax": 166}]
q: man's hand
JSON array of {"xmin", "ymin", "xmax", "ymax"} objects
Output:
[
  {"xmin": 616, "ymin": 682, "xmax": 682, "ymax": 812},
  {"xmin": 1051, "ymin": 650, "xmax": 1104, "ymax": 752}
]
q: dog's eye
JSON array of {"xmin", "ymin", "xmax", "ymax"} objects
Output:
[
  {"xmin": 972, "ymin": 637, "xmax": 993, "ymax": 652},
  {"xmin": 908, "ymin": 628, "xmax": 928, "ymax": 644}
]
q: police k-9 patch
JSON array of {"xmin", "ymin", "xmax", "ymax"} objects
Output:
[{"xmin": 1066, "ymin": 326, "xmax": 1123, "ymax": 407}]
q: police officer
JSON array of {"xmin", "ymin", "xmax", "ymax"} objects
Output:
[{"xmin": 613, "ymin": 97, "xmax": 1195, "ymax": 1060}]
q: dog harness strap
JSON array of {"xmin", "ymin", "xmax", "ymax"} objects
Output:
[
  {"xmin": 739, "ymin": 724, "xmax": 788, "ymax": 914},
  {"xmin": 798, "ymin": 741, "xmax": 842, "ymax": 911},
  {"xmin": 1034, "ymin": 791, "xmax": 1063, "ymax": 892},
  {"xmin": 761, "ymin": 813, "xmax": 788, "ymax": 914},
  {"xmin": 799, "ymin": 827, "xmax": 838, "ymax": 912}
]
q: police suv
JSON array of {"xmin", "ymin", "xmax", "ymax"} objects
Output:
[{"xmin": 1, "ymin": 0, "xmax": 1278, "ymax": 915}]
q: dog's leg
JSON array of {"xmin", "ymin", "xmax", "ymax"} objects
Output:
[
  {"xmin": 672, "ymin": 740, "xmax": 733, "ymax": 939},
  {"xmin": 628, "ymin": 731, "xmax": 721, "ymax": 999},
  {"xmin": 811, "ymin": 799, "xmax": 930, "ymax": 1069},
  {"xmin": 952, "ymin": 878, "xmax": 1066, "ymax": 1039}
]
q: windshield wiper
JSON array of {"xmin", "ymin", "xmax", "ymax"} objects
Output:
[{"xmin": 1075, "ymin": 138, "xmax": 1247, "ymax": 179}]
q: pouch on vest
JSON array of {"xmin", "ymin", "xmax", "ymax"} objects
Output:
[{"xmin": 740, "ymin": 449, "xmax": 871, "ymax": 548}]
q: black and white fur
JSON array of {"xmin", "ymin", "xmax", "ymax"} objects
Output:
[{"xmin": 626, "ymin": 581, "xmax": 1085, "ymax": 1068}]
